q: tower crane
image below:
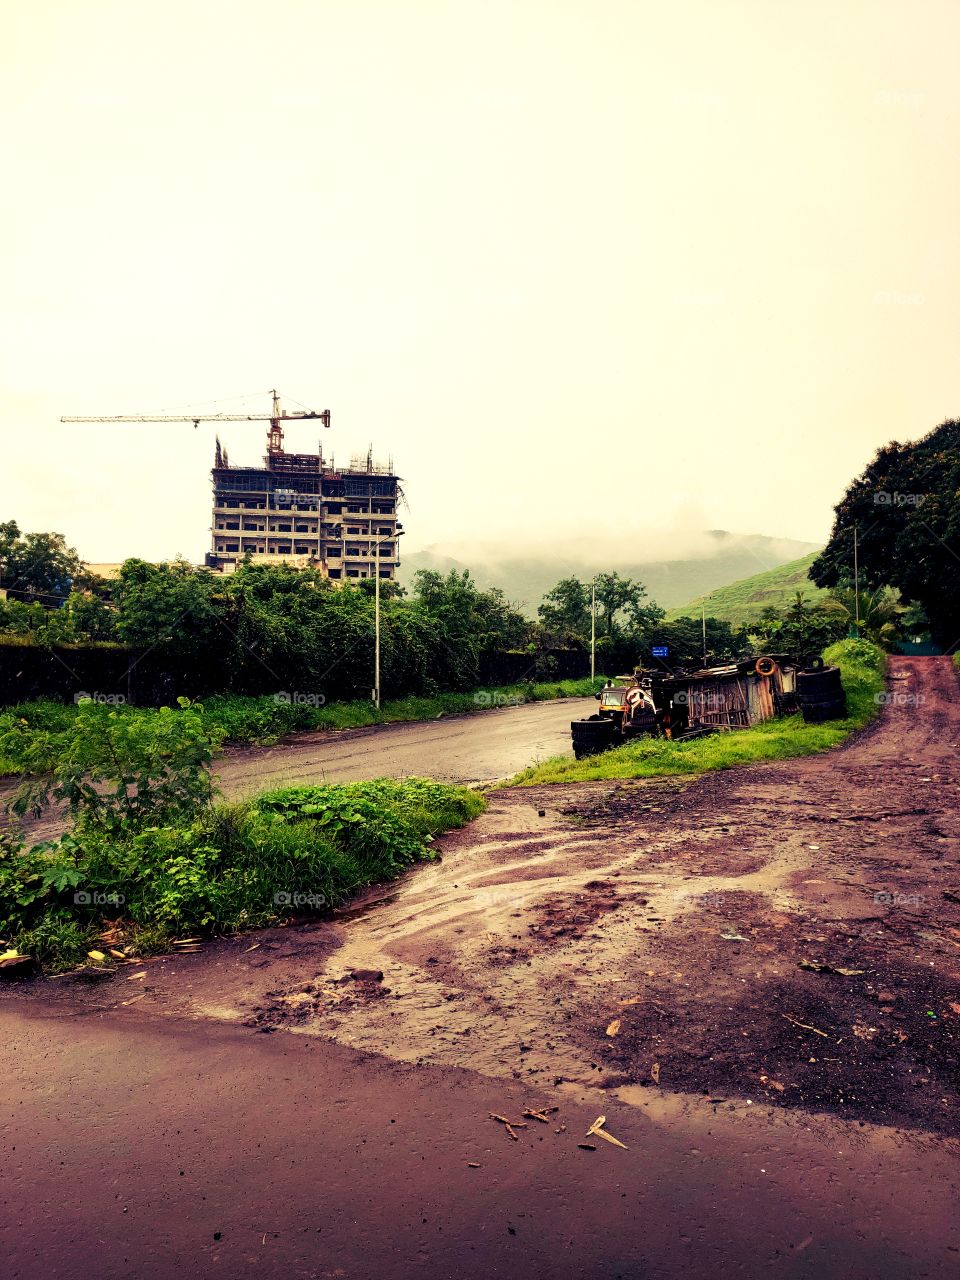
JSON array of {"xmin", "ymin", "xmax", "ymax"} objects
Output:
[{"xmin": 61, "ymin": 390, "xmax": 330, "ymax": 455}]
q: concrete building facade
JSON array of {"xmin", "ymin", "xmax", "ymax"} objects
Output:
[{"xmin": 208, "ymin": 441, "xmax": 401, "ymax": 581}]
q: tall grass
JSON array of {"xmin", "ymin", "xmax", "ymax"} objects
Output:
[
  {"xmin": 1, "ymin": 778, "xmax": 486, "ymax": 971},
  {"xmin": 509, "ymin": 639, "xmax": 887, "ymax": 786}
]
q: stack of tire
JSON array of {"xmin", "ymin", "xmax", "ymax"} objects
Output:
[
  {"xmin": 571, "ymin": 715, "xmax": 617, "ymax": 759},
  {"xmin": 796, "ymin": 657, "xmax": 847, "ymax": 723}
]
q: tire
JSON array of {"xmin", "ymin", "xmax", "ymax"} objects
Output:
[
  {"xmin": 571, "ymin": 718, "xmax": 616, "ymax": 756},
  {"xmin": 797, "ymin": 667, "xmax": 843, "ymax": 699},
  {"xmin": 801, "ymin": 695, "xmax": 847, "ymax": 724}
]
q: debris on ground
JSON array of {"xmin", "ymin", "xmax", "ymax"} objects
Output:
[
  {"xmin": 577, "ymin": 1143, "xmax": 597, "ymax": 1151},
  {"xmin": 490, "ymin": 1113, "xmax": 528, "ymax": 1141},
  {"xmin": 0, "ymin": 951, "xmax": 36, "ymax": 979},
  {"xmin": 586, "ymin": 1116, "xmax": 628, "ymax": 1149},
  {"xmin": 799, "ymin": 960, "xmax": 865, "ymax": 977},
  {"xmin": 606, "ymin": 1019, "xmax": 621, "ymax": 1037},
  {"xmin": 522, "ymin": 1107, "xmax": 557, "ymax": 1123},
  {"xmin": 782, "ymin": 1014, "xmax": 830, "ymax": 1038}
]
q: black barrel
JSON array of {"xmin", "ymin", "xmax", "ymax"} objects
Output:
[
  {"xmin": 797, "ymin": 663, "xmax": 846, "ymax": 723},
  {"xmin": 796, "ymin": 665, "xmax": 843, "ymax": 699}
]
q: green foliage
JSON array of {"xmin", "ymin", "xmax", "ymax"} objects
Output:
[
  {"xmin": 0, "ymin": 520, "xmax": 81, "ymax": 599},
  {"xmin": 538, "ymin": 571, "xmax": 664, "ymax": 649},
  {"xmin": 0, "ymin": 699, "xmax": 222, "ymax": 834},
  {"xmin": 639, "ymin": 615, "xmax": 748, "ymax": 667},
  {"xmin": 826, "ymin": 586, "xmax": 905, "ymax": 651},
  {"xmin": 511, "ymin": 639, "xmax": 886, "ymax": 786},
  {"xmin": 749, "ymin": 593, "xmax": 850, "ymax": 656},
  {"xmin": 0, "ymin": 779, "xmax": 485, "ymax": 968},
  {"xmin": 810, "ymin": 418, "xmax": 960, "ymax": 647}
]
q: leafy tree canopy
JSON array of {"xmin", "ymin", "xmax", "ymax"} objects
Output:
[
  {"xmin": 0, "ymin": 520, "xmax": 81, "ymax": 599},
  {"xmin": 810, "ymin": 419, "xmax": 960, "ymax": 646}
]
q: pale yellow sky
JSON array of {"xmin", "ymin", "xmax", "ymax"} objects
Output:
[{"xmin": 1, "ymin": 0, "xmax": 958, "ymax": 565}]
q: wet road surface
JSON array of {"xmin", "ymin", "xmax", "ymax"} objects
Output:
[
  {"xmin": 214, "ymin": 695, "xmax": 596, "ymax": 794},
  {"xmin": 4, "ymin": 1002, "xmax": 959, "ymax": 1280}
]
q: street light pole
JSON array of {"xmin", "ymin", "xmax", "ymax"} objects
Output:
[
  {"xmin": 374, "ymin": 540, "xmax": 381, "ymax": 709},
  {"xmin": 373, "ymin": 528, "xmax": 405, "ymax": 710},
  {"xmin": 590, "ymin": 578, "xmax": 596, "ymax": 682}
]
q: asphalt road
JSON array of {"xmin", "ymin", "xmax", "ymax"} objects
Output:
[
  {"xmin": 214, "ymin": 696, "xmax": 596, "ymax": 797},
  {"xmin": 4, "ymin": 1002, "xmax": 958, "ymax": 1280},
  {"xmin": 1, "ymin": 696, "xmax": 595, "ymax": 844}
]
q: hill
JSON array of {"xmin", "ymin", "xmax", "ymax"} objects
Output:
[
  {"xmin": 665, "ymin": 552, "xmax": 829, "ymax": 628},
  {"xmin": 398, "ymin": 531, "xmax": 820, "ymax": 616}
]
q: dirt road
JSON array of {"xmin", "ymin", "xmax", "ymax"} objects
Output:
[{"xmin": 5, "ymin": 656, "xmax": 960, "ymax": 1276}]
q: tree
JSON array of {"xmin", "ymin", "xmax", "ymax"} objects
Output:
[
  {"xmin": 749, "ymin": 595, "xmax": 849, "ymax": 656},
  {"xmin": 538, "ymin": 577, "xmax": 592, "ymax": 640},
  {"xmin": 827, "ymin": 586, "xmax": 903, "ymax": 650},
  {"xmin": 0, "ymin": 521, "xmax": 81, "ymax": 599},
  {"xmin": 641, "ymin": 616, "xmax": 749, "ymax": 667},
  {"xmin": 538, "ymin": 573, "xmax": 663, "ymax": 644},
  {"xmin": 810, "ymin": 418, "xmax": 960, "ymax": 647},
  {"xmin": 112, "ymin": 559, "xmax": 217, "ymax": 651}
]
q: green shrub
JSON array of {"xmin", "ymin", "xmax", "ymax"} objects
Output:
[{"xmin": 0, "ymin": 778, "xmax": 485, "ymax": 969}]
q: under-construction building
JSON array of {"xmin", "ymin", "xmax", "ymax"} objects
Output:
[{"xmin": 207, "ymin": 413, "xmax": 401, "ymax": 581}]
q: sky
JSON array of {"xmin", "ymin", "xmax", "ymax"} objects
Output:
[{"xmin": 1, "ymin": 0, "xmax": 958, "ymax": 566}]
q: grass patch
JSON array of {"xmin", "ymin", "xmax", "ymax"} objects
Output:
[
  {"xmin": 200, "ymin": 677, "xmax": 602, "ymax": 745},
  {"xmin": 509, "ymin": 639, "xmax": 887, "ymax": 786},
  {"xmin": 0, "ymin": 778, "xmax": 485, "ymax": 972}
]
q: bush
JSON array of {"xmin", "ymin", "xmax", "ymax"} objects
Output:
[
  {"xmin": 0, "ymin": 698, "xmax": 222, "ymax": 834},
  {"xmin": 0, "ymin": 778, "xmax": 485, "ymax": 969}
]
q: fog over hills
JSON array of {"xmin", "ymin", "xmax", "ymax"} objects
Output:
[{"xmin": 398, "ymin": 530, "xmax": 820, "ymax": 616}]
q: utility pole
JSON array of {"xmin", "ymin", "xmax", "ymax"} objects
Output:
[
  {"xmin": 853, "ymin": 525, "xmax": 861, "ymax": 634},
  {"xmin": 373, "ymin": 530, "xmax": 405, "ymax": 710},
  {"xmin": 374, "ymin": 540, "xmax": 381, "ymax": 709},
  {"xmin": 590, "ymin": 578, "xmax": 596, "ymax": 681},
  {"xmin": 702, "ymin": 602, "xmax": 707, "ymax": 665}
]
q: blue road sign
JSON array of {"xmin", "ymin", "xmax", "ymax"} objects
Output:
[{"xmin": 652, "ymin": 645, "xmax": 669, "ymax": 659}]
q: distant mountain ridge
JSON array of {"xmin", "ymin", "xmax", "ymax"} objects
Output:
[
  {"xmin": 666, "ymin": 552, "xmax": 829, "ymax": 628},
  {"xmin": 398, "ymin": 531, "xmax": 820, "ymax": 615}
]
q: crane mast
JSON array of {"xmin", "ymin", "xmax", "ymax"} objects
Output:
[{"xmin": 61, "ymin": 389, "xmax": 331, "ymax": 455}]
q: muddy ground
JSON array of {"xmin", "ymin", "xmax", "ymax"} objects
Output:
[{"xmin": 14, "ymin": 656, "xmax": 960, "ymax": 1141}]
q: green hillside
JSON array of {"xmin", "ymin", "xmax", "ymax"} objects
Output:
[{"xmin": 666, "ymin": 552, "xmax": 829, "ymax": 628}]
